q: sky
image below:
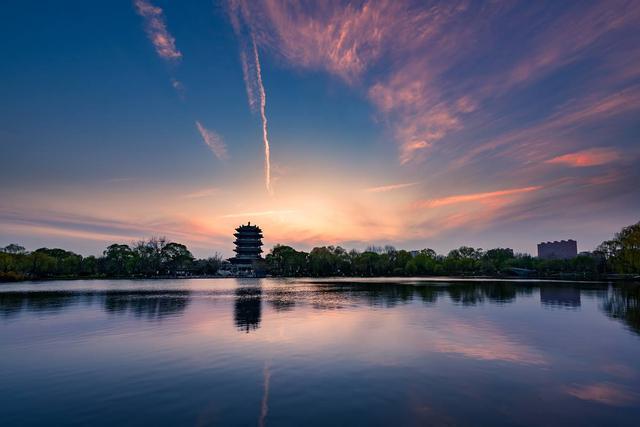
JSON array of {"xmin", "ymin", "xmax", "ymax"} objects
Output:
[{"xmin": 1, "ymin": 0, "xmax": 639, "ymax": 258}]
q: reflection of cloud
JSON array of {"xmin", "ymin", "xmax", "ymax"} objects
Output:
[
  {"xmin": 259, "ymin": 361, "xmax": 271, "ymax": 427},
  {"xmin": 133, "ymin": 0, "xmax": 182, "ymax": 61},
  {"xmin": 429, "ymin": 320, "xmax": 547, "ymax": 365},
  {"xmin": 365, "ymin": 182, "xmax": 418, "ymax": 193},
  {"xmin": 565, "ymin": 382, "xmax": 639, "ymax": 406}
]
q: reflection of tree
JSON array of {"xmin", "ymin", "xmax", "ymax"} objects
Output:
[
  {"xmin": 446, "ymin": 283, "xmax": 531, "ymax": 305},
  {"xmin": 0, "ymin": 290, "xmax": 192, "ymax": 320},
  {"xmin": 0, "ymin": 291, "xmax": 85, "ymax": 318},
  {"xmin": 309, "ymin": 282, "xmax": 416, "ymax": 309},
  {"xmin": 266, "ymin": 288, "xmax": 295, "ymax": 312},
  {"xmin": 447, "ymin": 284, "xmax": 485, "ymax": 306},
  {"xmin": 0, "ymin": 292, "xmax": 29, "ymax": 318},
  {"xmin": 301, "ymin": 281, "xmax": 532, "ymax": 308},
  {"xmin": 601, "ymin": 285, "xmax": 640, "ymax": 336},
  {"xmin": 234, "ymin": 287, "xmax": 262, "ymax": 333},
  {"xmin": 483, "ymin": 283, "xmax": 518, "ymax": 304},
  {"xmin": 414, "ymin": 286, "xmax": 439, "ymax": 305},
  {"xmin": 362, "ymin": 284, "xmax": 414, "ymax": 308},
  {"xmin": 103, "ymin": 291, "xmax": 190, "ymax": 320}
]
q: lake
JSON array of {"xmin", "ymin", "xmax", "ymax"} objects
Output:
[{"xmin": 1, "ymin": 278, "xmax": 639, "ymax": 426}]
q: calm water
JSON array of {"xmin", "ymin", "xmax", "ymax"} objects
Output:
[{"xmin": 1, "ymin": 278, "xmax": 639, "ymax": 426}]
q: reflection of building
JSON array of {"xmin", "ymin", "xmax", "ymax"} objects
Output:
[
  {"xmin": 540, "ymin": 287, "xmax": 581, "ymax": 308},
  {"xmin": 234, "ymin": 286, "xmax": 262, "ymax": 333},
  {"xmin": 537, "ymin": 240, "xmax": 577, "ymax": 260}
]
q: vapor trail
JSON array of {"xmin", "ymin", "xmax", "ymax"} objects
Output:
[{"xmin": 252, "ymin": 37, "xmax": 273, "ymax": 195}]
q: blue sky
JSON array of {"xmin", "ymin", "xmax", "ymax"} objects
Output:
[{"xmin": 1, "ymin": 0, "xmax": 639, "ymax": 257}]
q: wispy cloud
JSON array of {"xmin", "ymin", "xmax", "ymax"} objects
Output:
[
  {"xmin": 221, "ymin": 210, "xmax": 296, "ymax": 218},
  {"xmin": 195, "ymin": 121, "xmax": 228, "ymax": 160},
  {"xmin": 456, "ymin": 86, "xmax": 640, "ymax": 167},
  {"xmin": 170, "ymin": 77, "xmax": 185, "ymax": 98},
  {"xmin": 0, "ymin": 207, "xmax": 228, "ymax": 247},
  {"xmin": 365, "ymin": 182, "xmax": 419, "ymax": 193},
  {"xmin": 230, "ymin": 1, "xmax": 640, "ymax": 169},
  {"xmin": 181, "ymin": 187, "xmax": 220, "ymax": 199},
  {"xmin": 415, "ymin": 186, "xmax": 542, "ymax": 209},
  {"xmin": 133, "ymin": 0, "xmax": 182, "ymax": 61},
  {"xmin": 546, "ymin": 147, "xmax": 621, "ymax": 167},
  {"xmin": 253, "ymin": 37, "xmax": 273, "ymax": 195},
  {"xmin": 239, "ymin": 48, "xmax": 258, "ymax": 111},
  {"xmin": 228, "ymin": 2, "xmax": 274, "ymax": 195}
]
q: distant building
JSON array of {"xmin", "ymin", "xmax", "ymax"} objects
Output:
[
  {"xmin": 537, "ymin": 239, "xmax": 577, "ymax": 260},
  {"xmin": 231, "ymin": 222, "xmax": 264, "ymax": 264},
  {"xmin": 219, "ymin": 222, "xmax": 265, "ymax": 277}
]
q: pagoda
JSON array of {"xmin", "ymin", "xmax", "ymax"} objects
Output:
[{"xmin": 230, "ymin": 222, "xmax": 264, "ymax": 264}]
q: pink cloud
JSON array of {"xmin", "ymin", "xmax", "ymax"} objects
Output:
[
  {"xmin": 456, "ymin": 86, "xmax": 640, "ymax": 167},
  {"xmin": 415, "ymin": 186, "xmax": 542, "ymax": 209},
  {"xmin": 230, "ymin": 1, "xmax": 640, "ymax": 169},
  {"xmin": 134, "ymin": 0, "xmax": 182, "ymax": 61},
  {"xmin": 195, "ymin": 121, "xmax": 228, "ymax": 160},
  {"xmin": 181, "ymin": 187, "xmax": 220, "ymax": 199},
  {"xmin": 501, "ymin": 1, "xmax": 640, "ymax": 91},
  {"xmin": 546, "ymin": 147, "xmax": 621, "ymax": 167},
  {"xmin": 365, "ymin": 182, "xmax": 419, "ymax": 193}
]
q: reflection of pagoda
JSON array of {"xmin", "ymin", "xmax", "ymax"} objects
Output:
[
  {"xmin": 231, "ymin": 222, "xmax": 263, "ymax": 265},
  {"xmin": 234, "ymin": 287, "xmax": 262, "ymax": 333}
]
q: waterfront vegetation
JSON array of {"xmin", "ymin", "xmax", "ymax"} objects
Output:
[{"xmin": 1, "ymin": 222, "xmax": 638, "ymax": 282}]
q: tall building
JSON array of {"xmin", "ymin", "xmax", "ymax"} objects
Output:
[
  {"xmin": 230, "ymin": 222, "xmax": 264, "ymax": 264},
  {"xmin": 537, "ymin": 240, "xmax": 577, "ymax": 260}
]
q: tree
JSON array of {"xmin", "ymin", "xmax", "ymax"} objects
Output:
[
  {"xmin": 1, "ymin": 244, "xmax": 26, "ymax": 254},
  {"xmin": 445, "ymin": 247, "xmax": 483, "ymax": 275},
  {"xmin": 596, "ymin": 221, "xmax": 640, "ymax": 274},
  {"xmin": 483, "ymin": 248, "xmax": 515, "ymax": 274},
  {"xmin": 161, "ymin": 242, "xmax": 194, "ymax": 274},
  {"xmin": 132, "ymin": 237, "xmax": 167, "ymax": 276},
  {"xmin": 614, "ymin": 222, "xmax": 640, "ymax": 273},
  {"xmin": 193, "ymin": 254, "xmax": 224, "ymax": 275},
  {"xmin": 103, "ymin": 244, "xmax": 136, "ymax": 276}
]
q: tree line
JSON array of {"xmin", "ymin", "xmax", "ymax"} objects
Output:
[
  {"xmin": 0, "ymin": 237, "xmax": 222, "ymax": 282},
  {"xmin": 265, "ymin": 221, "xmax": 638, "ymax": 278},
  {"xmin": 1, "ymin": 221, "xmax": 638, "ymax": 282}
]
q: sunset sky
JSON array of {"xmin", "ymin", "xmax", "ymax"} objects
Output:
[{"xmin": 1, "ymin": 0, "xmax": 639, "ymax": 258}]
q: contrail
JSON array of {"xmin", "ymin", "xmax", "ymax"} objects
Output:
[
  {"xmin": 252, "ymin": 36, "xmax": 273, "ymax": 195},
  {"xmin": 240, "ymin": 49, "xmax": 258, "ymax": 112}
]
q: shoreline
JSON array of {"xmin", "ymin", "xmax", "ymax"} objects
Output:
[{"xmin": 2, "ymin": 274, "xmax": 638, "ymax": 284}]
